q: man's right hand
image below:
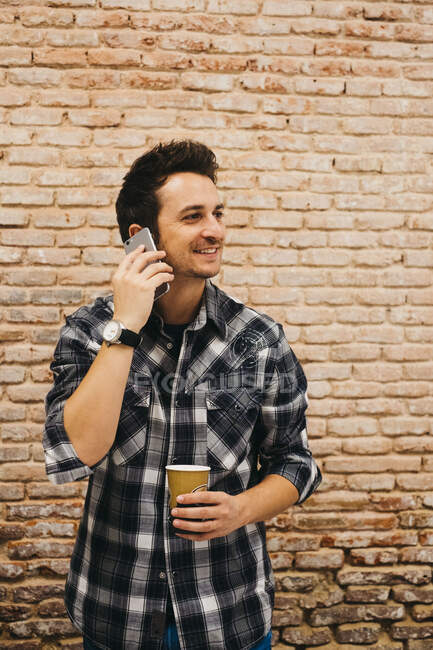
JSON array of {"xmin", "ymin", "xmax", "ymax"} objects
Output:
[{"xmin": 111, "ymin": 245, "xmax": 174, "ymax": 332}]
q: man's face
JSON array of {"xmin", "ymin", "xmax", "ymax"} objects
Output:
[{"xmin": 155, "ymin": 172, "xmax": 225, "ymax": 280}]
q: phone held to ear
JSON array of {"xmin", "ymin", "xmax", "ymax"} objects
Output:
[{"xmin": 123, "ymin": 227, "xmax": 170, "ymax": 301}]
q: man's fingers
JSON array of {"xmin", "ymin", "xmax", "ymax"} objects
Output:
[
  {"xmin": 173, "ymin": 518, "xmax": 215, "ymax": 533},
  {"xmin": 171, "ymin": 506, "xmax": 216, "ymax": 520},
  {"xmin": 131, "ymin": 249, "xmax": 166, "ymax": 273},
  {"xmin": 120, "ymin": 246, "xmax": 164, "ymax": 272},
  {"xmin": 150, "ymin": 273, "xmax": 174, "ymax": 289},
  {"xmin": 177, "ymin": 491, "xmax": 223, "ymax": 505},
  {"xmin": 143, "ymin": 262, "xmax": 173, "ymax": 279}
]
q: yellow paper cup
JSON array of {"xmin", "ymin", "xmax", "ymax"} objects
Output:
[{"xmin": 166, "ymin": 464, "xmax": 210, "ymax": 509}]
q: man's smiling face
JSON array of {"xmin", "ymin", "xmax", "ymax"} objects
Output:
[{"xmin": 155, "ymin": 172, "xmax": 225, "ymax": 280}]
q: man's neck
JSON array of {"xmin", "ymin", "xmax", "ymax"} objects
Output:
[{"xmin": 155, "ymin": 277, "xmax": 206, "ymax": 325}]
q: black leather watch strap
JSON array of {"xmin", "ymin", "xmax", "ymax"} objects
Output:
[{"xmin": 118, "ymin": 328, "xmax": 142, "ymax": 348}]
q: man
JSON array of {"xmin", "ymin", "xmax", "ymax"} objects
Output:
[{"xmin": 43, "ymin": 139, "xmax": 321, "ymax": 650}]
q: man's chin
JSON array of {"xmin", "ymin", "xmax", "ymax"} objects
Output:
[
  {"xmin": 187, "ymin": 266, "xmax": 221, "ymax": 280},
  {"xmin": 191, "ymin": 270, "xmax": 219, "ymax": 279}
]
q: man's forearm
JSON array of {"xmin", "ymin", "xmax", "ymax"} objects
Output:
[
  {"xmin": 63, "ymin": 341, "xmax": 134, "ymax": 467},
  {"xmin": 235, "ymin": 474, "xmax": 299, "ymax": 526}
]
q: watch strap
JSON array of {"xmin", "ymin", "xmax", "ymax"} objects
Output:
[{"xmin": 118, "ymin": 327, "xmax": 142, "ymax": 348}]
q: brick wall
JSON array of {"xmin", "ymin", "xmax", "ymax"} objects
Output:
[{"xmin": 1, "ymin": 1, "xmax": 433, "ymax": 648}]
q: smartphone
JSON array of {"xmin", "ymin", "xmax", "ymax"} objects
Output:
[{"xmin": 123, "ymin": 227, "xmax": 170, "ymax": 301}]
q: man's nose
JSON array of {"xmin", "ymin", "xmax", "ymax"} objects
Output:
[{"xmin": 200, "ymin": 214, "xmax": 225, "ymax": 241}]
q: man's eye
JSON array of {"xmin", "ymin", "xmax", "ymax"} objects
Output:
[
  {"xmin": 184, "ymin": 213, "xmax": 200, "ymax": 220},
  {"xmin": 215, "ymin": 211, "xmax": 224, "ymax": 219}
]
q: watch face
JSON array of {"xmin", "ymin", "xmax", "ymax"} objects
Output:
[{"xmin": 103, "ymin": 320, "xmax": 121, "ymax": 342}]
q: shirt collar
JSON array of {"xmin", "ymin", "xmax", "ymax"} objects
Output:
[
  {"xmin": 203, "ymin": 280, "xmax": 227, "ymax": 338},
  {"xmin": 107, "ymin": 280, "xmax": 228, "ymax": 339},
  {"xmin": 148, "ymin": 280, "xmax": 227, "ymax": 339}
]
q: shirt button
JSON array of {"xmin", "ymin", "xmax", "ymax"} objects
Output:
[
  {"xmin": 172, "ymin": 571, "xmax": 177, "ymax": 578},
  {"xmin": 167, "ymin": 342, "xmax": 173, "ymax": 349},
  {"xmin": 159, "ymin": 571, "xmax": 166, "ymax": 580},
  {"xmin": 175, "ymin": 399, "xmax": 180, "ymax": 407},
  {"xmin": 171, "ymin": 457, "xmax": 177, "ymax": 464}
]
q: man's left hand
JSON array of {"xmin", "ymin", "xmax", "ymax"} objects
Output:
[{"xmin": 171, "ymin": 491, "xmax": 247, "ymax": 541}]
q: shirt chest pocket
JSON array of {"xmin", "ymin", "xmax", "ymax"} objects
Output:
[
  {"xmin": 205, "ymin": 387, "xmax": 262, "ymax": 473},
  {"xmin": 111, "ymin": 375, "xmax": 152, "ymax": 467}
]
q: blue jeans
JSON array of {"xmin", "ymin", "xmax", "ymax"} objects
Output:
[{"xmin": 83, "ymin": 627, "xmax": 272, "ymax": 649}]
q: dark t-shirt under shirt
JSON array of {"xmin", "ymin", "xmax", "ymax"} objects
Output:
[{"xmin": 163, "ymin": 323, "xmax": 188, "ymax": 358}]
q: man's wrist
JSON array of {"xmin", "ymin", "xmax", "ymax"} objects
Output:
[
  {"xmin": 233, "ymin": 491, "xmax": 253, "ymax": 528},
  {"xmin": 112, "ymin": 315, "xmax": 141, "ymax": 333}
]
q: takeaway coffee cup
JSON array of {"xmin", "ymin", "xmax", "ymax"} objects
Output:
[{"xmin": 166, "ymin": 464, "xmax": 210, "ymax": 510}]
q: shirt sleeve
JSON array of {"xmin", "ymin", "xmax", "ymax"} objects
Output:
[
  {"xmin": 258, "ymin": 325, "xmax": 322, "ymax": 504},
  {"xmin": 43, "ymin": 316, "xmax": 105, "ymax": 485}
]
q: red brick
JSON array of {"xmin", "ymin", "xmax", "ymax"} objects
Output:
[
  {"xmin": 8, "ymin": 617, "xmax": 77, "ymax": 638},
  {"xmin": 335, "ymin": 622, "xmax": 382, "ymax": 645},
  {"xmin": 37, "ymin": 599, "xmax": 67, "ymax": 618},
  {"xmin": 400, "ymin": 548, "xmax": 433, "ymax": 564},
  {"xmin": 13, "ymin": 584, "xmax": 64, "ymax": 603},
  {"xmin": 294, "ymin": 511, "xmax": 398, "ymax": 532},
  {"xmin": 282, "ymin": 625, "xmax": 332, "ymax": 646},
  {"xmin": 0, "ymin": 525, "xmax": 25, "ymax": 541},
  {"xmin": 413, "ymin": 604, "xmax": 433, "ymax": 622},
  {"xmin": 345, "ymin": 586, "xmax": 391, "ymax": 603},
  {"xmin": 338, "ymin": 566, "xmax": 432, "ymax": 586},
  {"xmin": 272, "ymin": 606, "xmax": 302, "ymax": 626},
  {"xmin": 311, "ymin": 603, "xmax": 405, "ymax": 627},
  {"xmin": 350, "ymin": 474, "xmax": 396, "ymax": 491},
  {"xmin": 34, "ymin": 48, "xmax": 87, "ymax": 66},
  {"xmin": 7, "ymin": 502, "xmax": 83, "ymax": 520},
  {"xmin": 270, "ymin": 552, "xmax": 293, "ymax": 569},
  {"xmin": 0, "ymin": 604, "xmax": 32, "ymax": 622},
  {"xmin": 267, "ymin": 533, "xmax": 321, "ymax": 552},
  {"xmin": 393, "ymin": 586, "xmax": 433, "ymax": 605},
  {"xmin": 370, "ymin": 494, "xmax": 418, "ymax": 511},
  {"xmin": 322, "ymin": 530, "xmax": 417, "ymax": 549},
  {"xmin": 296, "ymin": 550, "xmax": 344, "ymax": 569},
  {"xmin": 0, "ymin": 562, "xmax": 25, "ymax": 580},
  {"xmin": 350, "ymin": 548, "xmax": 399, "ymax": 566},
  {"xmin": 401, "ymin": 512, "xmax": 433, "ymax": 529},
  {"xmin": 8, "ymin": 541, "xmax": 75, "ymax": 560},
  {"xmin": 420, "ymin": 529, "xmax": 433, "ymax": 545},
  {"xmin": 392, "ymin": 621, "xmax": 433, "ymax": 640},
  {"xmin": 27, "ymin": 559, "xmax": 70, "ymax": 578},
  {"xmin": 280, "ymin": 572, "xmax": 317, "ymax": 592},
  {"xmin": 407, "ymin": 640, "xmax": 433, "ymax": 650},
  {"xmin": 303, "ymin": 490, "xmax": 368, "ymax": 511},
  {"xmin": 325, "ymin": 456, "xmax": 420, "ymax": 474}
]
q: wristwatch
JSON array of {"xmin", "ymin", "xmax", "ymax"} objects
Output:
[{"xmin": 102, "ymin": 319, "xmax": 142, "ymax": 348}]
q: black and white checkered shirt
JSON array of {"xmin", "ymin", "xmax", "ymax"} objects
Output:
[{"xmin": 43, "ymin": 280, "xmax": 321, "ymax": 650}]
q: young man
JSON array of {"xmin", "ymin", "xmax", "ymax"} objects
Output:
[{"xmin": 43, "ymin": 140, "xmax": 321, "ymax": 650}]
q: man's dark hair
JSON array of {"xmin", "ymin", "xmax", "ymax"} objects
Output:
[{"xmin": 115, "ymin": 139, "xmax": 219, "ymax": 244}]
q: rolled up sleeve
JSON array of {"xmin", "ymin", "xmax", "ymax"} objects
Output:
[
  {"xmin": 259, "ymin": 326, "xmax": 322, "ymax": 504},
  {"xmin": 43, "ymin": 318, "xmax": 103, "ymax": 485}
]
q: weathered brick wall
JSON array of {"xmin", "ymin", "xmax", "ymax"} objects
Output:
[{"xmin": 0, "ymin": 1, "xmax": 432, "ymax": 648}]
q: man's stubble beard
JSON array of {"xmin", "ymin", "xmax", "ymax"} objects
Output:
[{"xmin": 164, "ymin": 250, "xmax": 222, "ymax": 281}]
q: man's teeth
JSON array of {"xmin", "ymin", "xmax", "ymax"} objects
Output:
[{"xmin": 195, "ymin": 248, "xmax": 217, "ymax": 253}]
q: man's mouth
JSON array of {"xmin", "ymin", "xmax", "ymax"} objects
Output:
[{"xmin": 193, "ymin": 247, "xmax": 219, "ymax": 255}]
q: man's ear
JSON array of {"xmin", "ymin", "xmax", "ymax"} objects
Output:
[{"xmin": 128, "ymin": 224, "xmax": 143, "ymax": 238}]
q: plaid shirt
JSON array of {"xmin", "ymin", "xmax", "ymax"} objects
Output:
[{"xmin": 43, "ymin": 280, "xmax": 321, "ymax": 650}]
